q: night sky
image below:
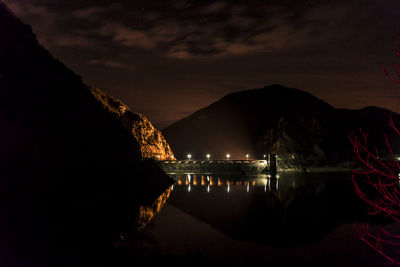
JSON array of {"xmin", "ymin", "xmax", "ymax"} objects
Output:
[{"xmin": 5, "ymin": 0, "xmax": 400, "ymax": 128}]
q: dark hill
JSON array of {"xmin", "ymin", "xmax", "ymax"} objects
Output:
[
  {"xmin": 163, "ymin": 85, "xmax": 400, "ymax": 169},
  {"xmin": 0, "ymin": 3, "xmax": 172, "ymax": 266}
]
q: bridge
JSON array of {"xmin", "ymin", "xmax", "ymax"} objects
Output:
[{"xmin": 159, "ymin": 154, "xmax": 277, "ymax": 174}]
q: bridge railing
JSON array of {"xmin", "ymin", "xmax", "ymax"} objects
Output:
[{"xmin": 158, "ymin": 159, "xmax": 275, "ymax": 174}]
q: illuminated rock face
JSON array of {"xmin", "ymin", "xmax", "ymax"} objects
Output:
[{"xmin": 91, "ymin": 88, "xmax": 175, "ymax": 160}]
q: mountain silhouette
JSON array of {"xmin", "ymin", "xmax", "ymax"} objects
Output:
[
  {"xmin": 0, "ymin": 3, "xmax": 172, "ymax": 266},
  {"xmin": 163, "ymin": 85, "xmax": 400, "ymax": 169}
]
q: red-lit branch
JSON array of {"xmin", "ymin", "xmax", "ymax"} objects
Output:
[
  {"xmin": 383, "ymin": 35, "xmax": 400, "ymax": 84},
  {"xmin": 352, "ymin": 36, "xmax": 400, "ymax": 263}
]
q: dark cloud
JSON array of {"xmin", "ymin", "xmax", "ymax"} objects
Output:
[
  {"xmin": 98, "ymin": 23, "xmax": 156, "ymax": 49},
  {"xmin": 3, "ymin": 0, "xmax": 400, "ymax": 128},
  {"xmin": 4, "ymin": 0, "xmax": 355, "ymax": 59},
  {"xmin": 199, "ymin": 1, "xmax": 229, "ymax": 14},
  {"xmin": 87, "ymin": 59, "xmax": 128, "ymax": 69},
  {"xmin": 72, "ymin": 6, "xmax": 107, "ymax": 19},
  {"xmin": 3, "ymin": 0, "xmax": 95, "ymax": 48}
]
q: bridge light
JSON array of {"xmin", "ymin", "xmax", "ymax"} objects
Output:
[
  {"xmin": 206, "ymin": 154, "xmax": 210, "ymax": 160},
  {"xmin": 187, "ymin": 154, "xmax": 192, "ymax": 160},
  {"xmin": 246, "ymin": 154, "xmax": 249, "ymax": 159},
  {"xmin": 263, "ymin": 154, "xmax": 266, "ymax": 158},
  {"xmin": 226, "ymin": 154, "xmax": 230, "ymax": 159}
]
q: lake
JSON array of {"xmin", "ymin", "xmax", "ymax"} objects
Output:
[{"xmin": 124, "ymin": 172, "xmax": 400, "ymax": 266}]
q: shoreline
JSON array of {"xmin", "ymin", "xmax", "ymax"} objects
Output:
[{"xmin": 278, "ymin": 167, "xmax": 353, "ymax": 173}]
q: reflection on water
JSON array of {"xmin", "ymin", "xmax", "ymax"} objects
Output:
[
  {"xmin": 173, "ymin": 173, "xmax": 282, "ymax": 195},
  {"xmin": 167, "ymin": 172, "xmax": 369, "ymax": 247},
  {"xmin": 135, "ymin": 187, "xmax": 172, "ymax": 230},
  {"xmin": 119, "ymin": 172, "xmax": 399, "ymax": 267}
]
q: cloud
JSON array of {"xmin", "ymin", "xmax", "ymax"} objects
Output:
[
  {"xmin": 87, "ymin": 59, "xmax": 127, "ymax": 69},
  {"xmin": 98, "ymin": 23, "xmax": 156, "ymax": 49},
  {"xmin": 4, "ymin": 1, "xmax": 355, "ymax": 59},
  {"xmin": 3, "ymin": 0, "xmax": 94, "ymax": 48},
  {"xmin": 3, "ymin": 0, "xmax": 57, "ymax": 30},
  {"xmin": 51, "ymin": 34, "xmax": 94, "ymax": 48},
  {"xmin": 199, "ymin": 2, "xmax": 228, "ymax": 14},
  {"xmin": 72, "ymin": 6, "xmax": 106, "ymax": 19},
  {"xmin": 3, "ymin": 0, "xmax": 54, "ymax": 20},
  {"xmin": 90, "ymin": 2, "xmax": 353, "ymax": 60}
]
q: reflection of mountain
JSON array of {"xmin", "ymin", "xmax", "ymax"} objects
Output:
[
  {"xmin": 169, "ymin": 173, "xmax": 368, "ymax": 247},
  {"xmin": 164, "ymin": 85, "xmax": 400, "ymax": 168},
  {"xmin": 0, "ymin": 3, "xmax": 172, "ymax": 266}
]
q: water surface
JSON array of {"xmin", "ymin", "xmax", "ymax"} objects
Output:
[{"xmin": 126, "ymin": 172, "xmax": 400, "ymax": 266}]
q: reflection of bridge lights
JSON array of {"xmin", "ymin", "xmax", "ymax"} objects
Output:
[
  {"xmin": 218, "ymin": 178, "xmax": 222, "ymax": 186},
  {"xmin": 207, "ymin": 185, "xmax": 210, "ymax": 193},
  {"xmin": 171, "ymin": 184, "xmax": 174, "ymax": 191},
  {"xmin": 276, "ymin": 174, "xmax": 280, "ymax": 179},
  {"xmin": 227, "ymin": 184, "xmax": 230, "ymax": 193},
  {"xmin": 188, "ymin": 185, "xmax": 191, "ymax": 192},
  {"xmin": 188, "ymin": 174, "xmax": 191, "ymax": 183},
  {"xmin": 177, "ymin": 179, "xmax": 182, "ymax": 185},
  {"xmin": 226, "ymin": 154, "xmax": 230, "ymax": 159},
  {"xmin": 193, "ymin": 177, "xmax": 197, "ymax": 186},
  {"xmin": 206, "ymin": 154, "xmax": 210, "ymax": 159},
  {"xmin": 187, "ymin": 154, "xmax": 192, "ymax": 160},
  {"xmin": 207, "ymin": 176, "xmax": 210, "ymax": 182},
  {"xmin": 247, "ymin": 183, "xmax": 249, "ymax": 192}
]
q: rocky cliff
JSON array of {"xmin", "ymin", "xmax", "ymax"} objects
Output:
[
  {"xmin": 163, "ymin": 85, "xmax": 400, "ymax": 170},
  {"xmin": 0, "ymin": 2, "xmax": 173, "ymax": 266},
  {"xmin": 91, "ymin": 88, "xmax": 175, "ymax": 160}
]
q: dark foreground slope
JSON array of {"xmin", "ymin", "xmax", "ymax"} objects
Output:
[
  {"xmin": 164, "ymin": 85, "xmax": 400, "ymax": 169},
  {"xmin": 0, "ymin": 3, "xmax": 173, "ymax": 266}
]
